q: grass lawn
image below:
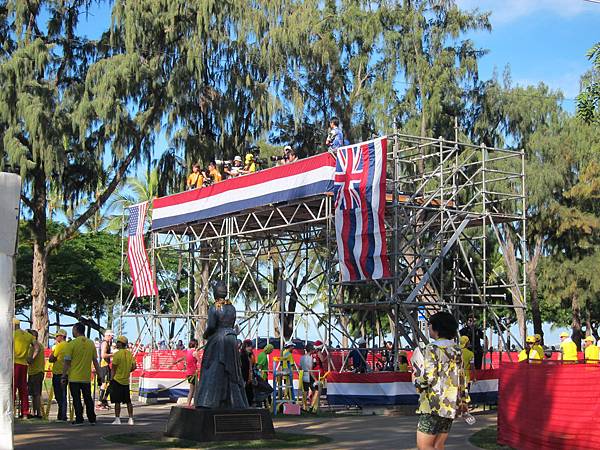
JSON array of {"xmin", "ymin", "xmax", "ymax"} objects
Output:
[
  {"xmin": 104, "ymin": 431, "xmax": 332, "ymax": 449},
  {"xmin": 469, "ymin": 426, "xmax": 514, "ymax": 450}
]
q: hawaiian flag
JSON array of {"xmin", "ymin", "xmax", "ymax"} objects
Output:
[
  {"xmin": 333, "ymin": 137, "xmax": 391, "ymax": 282},
  {"xmin": 127, "ymin": 201, "xmax": 158, "ymax": 297}
]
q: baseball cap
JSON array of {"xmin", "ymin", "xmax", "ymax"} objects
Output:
[
  {"xmin": 234, "ymin": 155, "xmax": 242, "ymax": 162},
  {"xmin": 56, "ymin": 329, "xmax": 68, "ymax": 337},
  {"xmin": 559, "ymin": 332, "xmax": 570, "ymax": 338},
  {"xmin": 284, "ymin": 145, "xmax": 292, "ymax": 152},
  {"xmin": 313, "ymin": 340, "xmax": 323, "ymax": 348},
  {"xmin": 525, "ymin": 336, "xmax": 536, "ymax": 344},
  {"xmin": 245, "ymin": 153, "xmax": 254, "ymax": 162},
  {"xmin": 116, "ymin": 335, "xmax": 128, "ymax": 345},
  {"xmin": 460, "ymin": 335, "xmax": 470, "ymax": 347},
  {"xmin": 263, "ymin": 344, "xmax": 274, "ymax": 353},
  {"xmin": 584, "ymin": 336, "xmax": 596, "ymax": 343},
  {"xmin": 534, "ymin": 334, "xmax": 542, "ymax": 341}
]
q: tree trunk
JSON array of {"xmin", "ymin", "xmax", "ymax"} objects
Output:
[
  {"xmin": 527, "ymin": 237, "xmax": 544, "ymax": 342},
  {"xmin": 31, "ymin": 173, "xmax": 49, "ymax": 346},
  {"xmin": 194, "ymin": 245, "xmax": 209, "ymax": 342},
  {"xmin": 572, "ymin": 294, "xmax": 583, "ymax": 351}
]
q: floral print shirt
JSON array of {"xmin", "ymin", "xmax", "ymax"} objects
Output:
[{"xmin": 413, "ymin": 339, "xmax": 470, "ymax": 419}]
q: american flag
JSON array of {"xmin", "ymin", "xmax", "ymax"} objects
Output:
[
  {"xmin": 127, "ymin": 201, "xmax": 157, "ymax": 297},
  {"xmin": 333, "ymin": 137, "xmax": 391, "ymax": 282}
]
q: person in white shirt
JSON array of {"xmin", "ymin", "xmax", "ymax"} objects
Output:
[{"xmin": 299, "ymin": 343, "xmax": 315, "ymax": 399}]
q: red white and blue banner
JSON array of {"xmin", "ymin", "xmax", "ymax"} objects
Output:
[
  {"xmin": 333, "ymin": 137, "xmax": 391, "ymax": 281},
  {"xmin": 327, "ymin": 370, "xmax": 498, "ymax": 407},
  {"xmin": 152, "ymin": 153, "xmax": 336, "ymax": 230}
]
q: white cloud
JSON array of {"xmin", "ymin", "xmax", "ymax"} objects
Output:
[{"xmin": 456, "ymin": 0, "xmax": 597, "ymax": 24}]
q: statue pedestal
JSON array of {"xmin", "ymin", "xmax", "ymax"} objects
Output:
[{"xmin": 164, "ymin": 406, "xmax": 276, "ymax": 442}]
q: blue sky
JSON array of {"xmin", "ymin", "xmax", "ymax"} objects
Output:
[{"xmin": 63, "ymin": 0, "xmax": 599, "ymax": 344}]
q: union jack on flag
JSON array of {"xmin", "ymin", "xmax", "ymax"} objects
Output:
[
  {"xmin": 333, "ymin": 137, "xmax": 391, "ymax": 282},
  {"xmin": 334, "ymin": 146, "xmax": 363, "ymax": 210}
]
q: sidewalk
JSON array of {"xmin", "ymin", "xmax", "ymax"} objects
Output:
[{"xmin": 15, "ymin": 403, "xmax": 495, "ymax": 449}]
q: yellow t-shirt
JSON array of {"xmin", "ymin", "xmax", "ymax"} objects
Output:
[
  {"xmin": 560, "ymin": 339, "xmax": 578, "ymax": 361},
  {"xmin": 14, "ymin": 329, "xmax": 34, "ymax": 366},
  {"xmin": 187, "ymin": 172, "xmax": 203, "ymax": 189},
  {"xmin": 280, "ymin": 349, "xmax": 295, "ymax": 370},
  {"xmin": 51, "ymin": 341, "xmax": 68, "ymax": 375},
  {"xmin": 64, "ymin": 336, "xmax": 96, "ymax": 382},
  {"xmin": 28, "ymin": 344, "xmax": 45, "ymax": 375},
  {"xmin": 112, "ymin": 348, "xmax": 134, "ymax": 385},
  {"xmin": 461, "ymin": 347, "xmax": 474, "ymax": 382},
  {"xmin": 533, "ymin": 344, "xmax": 544, "ymax": 360},
  {"xmin": 585, "ymin": 344, "xmax": 599, "ymax": 363},
  {"xmin": 210, "ymin": 169, "xmax": 222, "ymax": 183}
]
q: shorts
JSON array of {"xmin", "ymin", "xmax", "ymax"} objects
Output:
[
  {"xmin": 417, "ymin": 414, "xmax": 454, "ymax": 435},
  {"xmin": 109, "ymin": 380, "xmax": 131, "ymax": 404},
  {"xmin": 186, "ymin": 374, "xmax": 197, "ymax": 385},
  {"xmin": 27, "ymin": 372, "xmax": 44, "ymax": 396},
  {"xmin": 98, "ymin": 365, "xmax": 111, "ymax": 385}
]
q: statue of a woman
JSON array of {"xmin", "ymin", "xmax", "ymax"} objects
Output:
[{"xmin": 195, "ymin": 281, "xmax": 249, "ymax": 409}]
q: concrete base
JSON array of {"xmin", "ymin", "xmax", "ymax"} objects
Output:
[{"xmin": 164, "ymin": 406, "xmax": 276, "ymax": 442}]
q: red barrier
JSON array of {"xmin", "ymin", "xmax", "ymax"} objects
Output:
[{"xmin": 498, "ymin": 362, "xmax": 600, "ymax": 450}]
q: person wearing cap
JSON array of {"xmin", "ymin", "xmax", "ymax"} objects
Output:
[
  {"xmin": 347, "ymin": 337, "xmax": 368, "ymax": 373},
  {"xmin": 97, "ymin": 329, "xmax": 115, "ymax": 409},
  {"xmin": 518, "ymin": 336, "xmax": 542, "ymax": 362},
  {"xmin": 225, "ymin": 156, "xmax": 243, "ymax": 178},
  {"xmin": 241, "ymin": 153, "xmax": 257, "ymax": 174},
  {"xmin": 109, "ymin": 336, "xmax": 136, "ymax": 425},
  {"xmin": 62, "ymin": 322, "xmax": 101, "ymax": 425},
  {"xmin": 13, "ymin": 318, "xmax": 38, "ymax": 418},
  {"xmin": 186, "ymin": 162, "xmax": 204, "ymax": 189},
  {"xmin": 256, "ymin": 343, "xmax": 274, "ymax": 380},
  {"xmin": 311, "ymin": 340, "xmax": 326, "ymax": 382},
  {"xmin": 26, "ymin": 329, "xmax": 45, "ymax": 419},
  {"xmin": 533, "ymin": 334, "xmax": 545, "ymax": 361},
  {"xmin": 583, "ymin": 336, "xmax": 599, "ymax": 363},
  {"xmin": 49, "ymin": 328, "xmax": 69, "ymax": 420},
  {"xmin": 460, "ymin": 336, "xmax": 475, "ymax": 383},
  {"xmin": 559, "ymin": 331, "xmax": 578, "ymax": 362}
]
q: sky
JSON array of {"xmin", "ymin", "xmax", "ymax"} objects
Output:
[{"xmin": 38, "ymin": 0, "xmax": 600, "ymax": 346}]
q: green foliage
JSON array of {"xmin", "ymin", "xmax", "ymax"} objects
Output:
[
  {"xmin": 577, "ymin": 42, "xmax": 600, "ymax": 124},
  {"xmin": 16, "ymin": 222, "xmax": 123, "ymax": 319}
]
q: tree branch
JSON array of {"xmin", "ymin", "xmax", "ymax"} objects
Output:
[{"xmin": 46, "ymin": 102, "xmax": 161, "ymax": 253}]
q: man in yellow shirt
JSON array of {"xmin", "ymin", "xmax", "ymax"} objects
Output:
[
  {"xmin": 62, "ymin": 323, "xmax": 101, "ymax": 425},
  {"xmin": 13, "ymin": 318, "xmax": 38, "ymax": 418},
  {"xmin": 49, "ymin": 328, "xmax": 69, "ymax": 420},
  {"xmin": 110, "ymin": 336, "xmax": 136, "ymax": 425},
  {"xmin": 559, "ymin": 331, "xmax": 578, "ymax": 362},
  {"xmin": 533, "ymin": 334, "xmax": 545, "ymax": 361},
  {"xmin": 518, "ymin": 336, "xmax": 542, "ymax": 362},
  {"xmin": 583, "ymin": 336, "xmax": 599, "ymax": 363},
  {"xmin": 241, "ymin": 153, "xmax": 257, "ymax": 174},
  {"xmin": 186, "ymin": 163, "xmax": 203, "ymax": 189},
  {"xmin": 26, "ymin": 329, "xmax": 45, "ymax": 419},
  {"xmin": 460, "ymin": 336, "xmax": 475, "ymax": 383}
]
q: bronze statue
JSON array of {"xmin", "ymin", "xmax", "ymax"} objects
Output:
[{"xmin": 195, "ymin": 281, "xmax": 249, "ymax": 409}]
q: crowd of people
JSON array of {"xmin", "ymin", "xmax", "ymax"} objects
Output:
[
  {"xmin": 13, "ymin": 320, "xmax": 137, "ymax": 426},
  {"xmin": 184, "ymin": 117, "xmax": 345, "ymax": 191}
]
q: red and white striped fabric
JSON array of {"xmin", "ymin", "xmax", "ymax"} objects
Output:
[{"xmin": 127, "ymin": 201, "xmax": 157, "ymax": 297}]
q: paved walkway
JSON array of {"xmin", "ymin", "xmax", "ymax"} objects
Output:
[{"xmin": 15, "ymin": 403, "xmax": 496, "ymax": 449}]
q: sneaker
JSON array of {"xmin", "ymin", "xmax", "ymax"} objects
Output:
[
  {"xmin": 127, "ymin": 418, "xmax": 134, "ymax": 425},
  {"xmin": 71, "ymin": 421, "xmax": 85, "ymax": 426},
  {"xmin": 89, "ymin": 421, "xmax": 96, "ymax": 426},
  {"xmin": 111, "ymin": 418, "xmax": 121, "ymax": 425}
]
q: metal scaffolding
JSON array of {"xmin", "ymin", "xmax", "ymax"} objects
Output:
[{"xmin": 119, "ymin": 132, "xmax": 526, "ymax": 362}]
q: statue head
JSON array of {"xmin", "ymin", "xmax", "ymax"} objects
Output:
[{"xmin": 213, "ymin": 280, "xmax": 228, "ymax": 299}]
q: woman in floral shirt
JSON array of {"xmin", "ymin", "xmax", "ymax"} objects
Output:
[{"xmin": 413, "ymin": 312, "xmax": 470, "ymax": 450}]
